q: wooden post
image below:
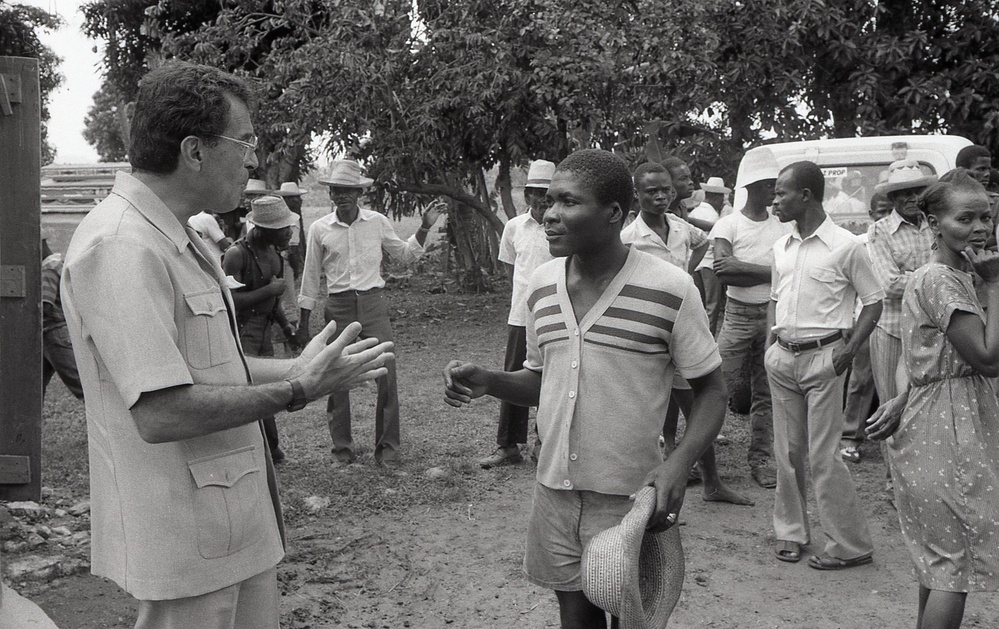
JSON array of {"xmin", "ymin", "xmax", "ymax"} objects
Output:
[{"xmin": 0, "ymin": 57, "xmax": 42, "ymax": 501}]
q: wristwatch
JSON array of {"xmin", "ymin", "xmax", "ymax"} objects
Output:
[{"xmin": 285, "ymin": 378, "xmax": 308, "ymax": 412}]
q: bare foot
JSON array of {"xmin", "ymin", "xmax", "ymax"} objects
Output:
[{"xmin": 703, "ymin": 484, "xmax": 755, "ymax": 506}]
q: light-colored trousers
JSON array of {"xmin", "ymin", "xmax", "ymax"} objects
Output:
[
  {"xmin": 765, "ymin": 340, "xmax": 874, "ymax": 560},
  {"xmin": 135, "ymin": 567, "xmax": 278, "ymax": 629}
]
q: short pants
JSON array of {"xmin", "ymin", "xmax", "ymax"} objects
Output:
[{"xmin": 523, "ymin": 482, "xmax": 633, "ymax": 590}]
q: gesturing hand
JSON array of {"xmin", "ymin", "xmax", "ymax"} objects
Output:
[
  {"xmin": 443, "ymin": 360, "xmax": 489, "ymax": 407},
  {"xmin": 291, "ymin": 321, "xmax": 394, "ymax": 399}
]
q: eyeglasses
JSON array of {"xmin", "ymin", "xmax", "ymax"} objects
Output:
[{"xmin": 209, "ymin": 134, "xmax": 258, "ymax": 158}]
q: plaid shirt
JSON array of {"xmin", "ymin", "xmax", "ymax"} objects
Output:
[
  {"xmin": 866, "ymin": 210, "xmax": 933, "ymax": 338},
  {"xmin": 41, "ymin": 253, "xmax": 66, "ymax": 332}
]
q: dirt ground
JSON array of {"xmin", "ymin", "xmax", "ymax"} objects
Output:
[{"xmin": 11, "ymin": 212, "xmax": 999, "ymax": 628}]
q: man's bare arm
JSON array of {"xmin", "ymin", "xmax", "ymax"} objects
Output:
[{"xmin": 132, "ymin": 321, "xmax": 392, "ymax": 443}]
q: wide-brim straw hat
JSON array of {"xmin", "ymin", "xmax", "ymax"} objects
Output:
[
  {"xmin": 318, "ymin": 160, "xmax": 374, "ymax": 188},
  {"xmin": 275, "ymin": 182, "xmax": 307, "ymax": 197},
  {"xmin": 738, "ymin": 147, "xmax": 780, "ymax": 187},
  {"xmin": 581, "ymin": 486, "xmax": 685, "ymax": 629},
  {"xmin": 701, "ymin": 176, "xmax": 731, "ymax": 194},
  {"xmin": 244, "ymin": 178, "xmax": 271, "ymax": 195},
  {"xmin": 247, "ymin": 195, "xmax": 300, "ymax": 230},
  {"xmin": 526, "ymin": 159, "xmax": 556, "ymax": 189},
  {"xmin": 875, "ymin": 159, "xmax": 938, "ymax": 195}
]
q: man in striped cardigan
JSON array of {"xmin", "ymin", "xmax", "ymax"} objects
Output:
[{"xmin": 444, "ymin": 149, "xmax": 727, "ymax": 628}]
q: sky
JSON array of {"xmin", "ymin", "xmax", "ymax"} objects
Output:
[{"xmin": 21, "ymin": 0, "xmax": 102, "ymax": 163}]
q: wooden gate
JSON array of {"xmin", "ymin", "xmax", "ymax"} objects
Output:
[{"xmin": 0, "ymin": 56, "xmax": 42, "ymax": 501}]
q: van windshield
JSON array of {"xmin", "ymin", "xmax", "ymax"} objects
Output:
[{"xmin": 821, "ymin": 162, "xmax": 936, "ymax": 234}]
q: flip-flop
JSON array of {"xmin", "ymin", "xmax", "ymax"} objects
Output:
[
  {"xmin": 774, "ymin": 540, "xmax": 800, "ymax": 563},
  {"xmin": 807, "ymin": 552, "xmax": 873, "ymax": 570},
  {"xmin": 839, "ymin": 446, "xmax": 861, "ymax": 463}
]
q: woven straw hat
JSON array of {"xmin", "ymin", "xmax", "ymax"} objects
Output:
[
  {"xmin": 275, "ymin": 182, "xmax": 307, "ymax": 196},
  {"xmin": 874, "ymin": 159, "xmax": 937, "ymax": 195},
  {"xmin": 701, "ymin": 176, "xmax": 731, "ymax": 194},
  {"xmin": 319, "ymin": 159, "xmax": 374, "ymax": 188},
  {"xmin": 244, "ymin": 178, "xmax": 270, "ymax": 195},
  {"xmin": 581, "ymin": 486, "xmax": 684, "ymax": 629},
  {"xmin": 526, "ymin": 160, "xmax": 556, "ymax": 189},
  {"xmin": 247, "ymin": 195, "xmax": 300, "ymax": 230}
]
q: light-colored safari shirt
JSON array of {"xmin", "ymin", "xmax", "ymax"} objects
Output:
[{"xmin": 62, "ymin": 172, "xmax": 284, "ymax": 600}]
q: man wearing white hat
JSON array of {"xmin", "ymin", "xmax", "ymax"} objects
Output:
[
  {"xmin": 223, "ymin": 195, "xmax": 302, "ymax": 463},
  {"xmin": 709, "ymin": 147, "xmax": 789, "ymax": 488},
  {"xmin": 863, "ymin": 160, "xmax": 935, "ymax": 434},
  {"xmin": 274, "ymin": 181, "xmax": 307, "ymax": 278},
  {"xmin": 297, "ymin": 159, "xmax": 441, "ymax": 467},
  {"xmin": 478, "ymin": 159, "xmax": 556, "ymax": 469}
]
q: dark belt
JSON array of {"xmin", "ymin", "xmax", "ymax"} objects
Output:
[
  {"xmin": 776, "ymin": 331, "xmax": 843, "ymax": 353},
  {"xmin": 330, "ymin": 287, "xmax": 382, "ymax": 297}
]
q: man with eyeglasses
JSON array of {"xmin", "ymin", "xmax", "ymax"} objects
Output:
[{"xmin": 61, "ymin": 62, "xmax": 393, "ymax": 629}]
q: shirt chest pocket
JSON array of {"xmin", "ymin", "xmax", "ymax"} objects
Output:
[
  {"xmin": 809, "ymin": 267, "xmax": 839, "ymax": 283},
  {"xmin": 808, "ymin": 266, "xmax": 843, "ymax": 298},
  {"xmin": 183, "ymin": 288, "xmax": 235, "ymax": 370},
  {"xmin": 188, "ymin": 446, "xmax": 265, "ymax": 559}
]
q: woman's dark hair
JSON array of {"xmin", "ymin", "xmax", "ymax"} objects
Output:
[
  {"xmin": 129, "ymin": 62, "xmax": 255, "ymax": 174},
  {"xmin": 917, "ymin": 169, "xmax": 986, "ymax": 217}
]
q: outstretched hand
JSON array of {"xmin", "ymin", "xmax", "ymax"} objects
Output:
[
  {"xmin": 422, "ymin": 202, "xmax": 446, "ymax": 230},
  {"xmin": 443, "ymin": 360, "xmax": 490, "ymax": 407},
  {"xmin": 290, "ymin": 320, "xmax": 394, "ymax": 399}
]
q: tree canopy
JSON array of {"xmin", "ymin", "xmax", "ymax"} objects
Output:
[
  {"xmin": 0, "ymin": 1, "xmax": 64, "ymax": 164},
  {"xmin": 79, "ymin": 0, "xmax": 999, "ymax": 225}
]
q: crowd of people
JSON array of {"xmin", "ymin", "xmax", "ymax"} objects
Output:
[{"xmin": 53, "ymin": 59, "xmax": 999, "ymax": 629}]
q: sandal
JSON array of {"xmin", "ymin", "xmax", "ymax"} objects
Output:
[
  {"xmin": 774, "ymin": 540, "xmax": 801, "ymax": 563},
  {"xmin": 807, "ymin": 552, "xmax": 873, "ymax": 570},
  {"xmin": 839, "ymin": 445, "xmax": 861, "ymax": 463}
]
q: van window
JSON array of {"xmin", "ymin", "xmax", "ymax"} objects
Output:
[{"xmin": 822, "ymin": 162, "xmax": 936, "ymax": 234}]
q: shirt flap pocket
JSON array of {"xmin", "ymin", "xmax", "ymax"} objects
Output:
[
  {"xmin": 184, "ymin": 288, "xmax": 227, "ymax": 317},
  {"xmin": 809, "ymin": 267, "xmax": 838, "ymax": 283},
  {"xmin": 188, "ymin": 446, "xmax": 259, "ymax": 489}
]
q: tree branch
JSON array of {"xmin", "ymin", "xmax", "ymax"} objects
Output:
[{"xmin": 392, "ymin": 180, "xmax": 505, "ymax": 235}]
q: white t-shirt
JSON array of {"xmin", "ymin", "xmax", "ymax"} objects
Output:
[
  {"xmin": 187, "ymin": 212, "xmax": 228, "ymax": 263},
  {"xmin": 709, "ymin": 210, "xmax": 791, "ymax": 304},
  {"xmin": 499, "ymin": 213, "xmax": 554, "ymax": 326}
]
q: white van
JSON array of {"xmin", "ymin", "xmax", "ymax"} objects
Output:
[{"xmin": 733, "ymin": 135, "xmax": 973, "ymax": 233}]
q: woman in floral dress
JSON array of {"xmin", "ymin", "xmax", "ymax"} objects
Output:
[{"xmin": 868, "ymin": 171, "xmax": 999, "ymax": 629}]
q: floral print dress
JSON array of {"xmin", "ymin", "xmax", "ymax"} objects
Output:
[{"xmin": 890, "ymin": 263, "xmax": 999, "ymax": 592}]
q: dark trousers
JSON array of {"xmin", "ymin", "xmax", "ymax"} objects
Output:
[
  {"xmin": 497, "ymin": 325, "xmax": 530, "ymax": 447},
  {"xmin": 239, "ymin": 321, "xmax": 281, "ymax": 454},
  {"xmin": 324, "ymin": 289, "xmax": 399, "ymax": 462},
  {"xmin": 43, "ymin": 325, "xmax": 84, "ymax": 400}
]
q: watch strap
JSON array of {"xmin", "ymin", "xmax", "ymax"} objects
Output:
[{"xmin": 285, "ymin": 378, "xmax": 308, "ymax": 412}]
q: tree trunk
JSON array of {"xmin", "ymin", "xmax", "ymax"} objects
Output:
[
  {"xmin": 496, "ymin": 157, "xmax": 518, "ymax": 219},
  {"xmin": 116, "ymin": 96, "xmax": 130, "ymax": 155}
]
